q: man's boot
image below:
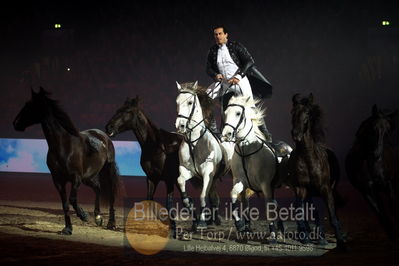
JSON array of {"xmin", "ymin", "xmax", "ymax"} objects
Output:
[
  {"xmin": 209, "ymin": 118, "xmax": 220, "ymax": 139},
  {"xmin": 259, "ymin": 122, "xmax": 272, "ymax": 143}
]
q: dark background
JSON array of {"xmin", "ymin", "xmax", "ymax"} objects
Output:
[
  {"xmin": 1, "ymin": 0, "xmax": 398, "ymax": 169},
  {"xmin": 0, "ymin": 2, "xmax": 399, "ymax": 263}
]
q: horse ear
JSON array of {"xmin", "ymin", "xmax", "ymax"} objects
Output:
[
  {"xmin": 176, "ymin": 81, "xmax": 182, "ymax": 91},
  {"xmin": 388, "ymin": 109, "xmax": 398, "ymax": 119},
  {"xmin": 292, "ymin": 93, "xmax": 301, "ymax": 105},
  {"xmin": 135, "ymin": 95, "xmax": 141, "ymax": 105},
  {"xmin": 31, "ymin": 87, "xmax": 37, "ymax": 97},
  {"xmin": 308, "ymin": 93, "xmax": 314, "ymax": 104},
  {"xmin": 39, "ymin": 87, "xmax": 45, "ymax": 94},
  {"xmin": 372, "ymin": 104, "xmax": 378, "ymax": 116},
  {"xmin": 193, "ymin": 81, "xmax": 198, "ymax": 90}
]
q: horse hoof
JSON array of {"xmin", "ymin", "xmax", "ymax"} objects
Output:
[
  {"xmin": 106, "ymin": 221, "xmax": 116, "ymax": 230},
  {"xmin": 207, "ymin": 216, "xmax": 222, "ymax": 226},
  {"xmin": 59, "ymin": 227, "xmax": 72, "ymax": 235},
  {"xmin": 236, "ymin": 234, "xmax": 248, "ymax": 244},
  {"xmin": 78, "ymin": 211, "xmax": 89, "ymax": 222},
  {"xmin": 195, "ymin": 220, "xmax": 208, "ymax": 230},
  {"xmin": 336, "ymin": 240, "xmax": 347, "ymax": 251},
  {"xmin": 268, "ymin": 238, "xmax": 278, "ymax": 245},
  {"xmin": 299, "ymin": 236, "xmax": 311, "ymax": 245},
  {"xmin": 95, "ymin": 215, "xmax": 103, "ymax": 226},
  {"xmin": 170, "ymin": 229, "xmax": 177, "ymax": 239},
  {"xmin": 244, "ymin": 223, "xmax": 252, "ymax": 233},
  {"xmin": 235, "ymin": 220, "xmax": 246, "ymax": 232},
  {"xmin": 318, "ymin": 238, "xmax": 328, "ymax": 246},
  {"xmin": 214, "ymin": 216, "xmax": 222, "ymax": 226}
]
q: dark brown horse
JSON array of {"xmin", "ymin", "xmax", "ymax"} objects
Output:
[
  {"xmin": 346, "ymin": 105, "xmax": 399, "ymax": 239},
  {"xmin": 105, "ymin": 96, "xmax": 183, "ymax": 236},
  {"xmin": 13, "ymin": 88, "xmax": 121, "ymax": 235},
  {"xmin": 288, "ymin": 93, "xmax": 346, "ymax": 249}
]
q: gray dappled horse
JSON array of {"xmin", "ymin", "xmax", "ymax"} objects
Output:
[
  {"xmin": 222, "ymin": 95, "xmax": 292, "ymax": 243},
  {"xmin": 175, "ymin": 81, "xmax": 234, "ymax": 230}
]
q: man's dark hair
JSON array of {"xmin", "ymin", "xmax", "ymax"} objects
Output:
[{"xmin": 212, "ymin": 25, "xmax": 228, "ymax": 34}]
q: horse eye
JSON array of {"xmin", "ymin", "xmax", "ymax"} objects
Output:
[
  {"xmin": 236, "ymin": 112, "xmax": 241, "ymax": 116},
  {"xmin": 188, "ymin": 101, "xmax": 193, "ymax": 105}
]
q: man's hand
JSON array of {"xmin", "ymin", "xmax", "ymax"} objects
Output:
[
  {"xmin": 215, "ymin": 74, "xmax": 224, "ymax": 81},
  {"xmin": 228, "ymin": 77, "xmax": 240, "ymax": 85}
]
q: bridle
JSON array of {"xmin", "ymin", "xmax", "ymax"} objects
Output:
[
  {"xmin": 225, "ymin": 103, "xmax": 276, "ymax": 190},
  {"xmin": 224, "ymin": 103, "xmax": 252, "ymax": 142},
  {"xmin": 177, "ymin": 90, "xmax": 206, "ymax": 138},
  {"xmin": 177, "ymin": 90, "xmax": 208, "ymax": 177}
]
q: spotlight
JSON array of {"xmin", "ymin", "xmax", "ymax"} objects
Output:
[
  {"xmin": 54, "ymin": 24, "xmax": 62, "ymax": 29},
  {"xmin": 381, "ymin": 20, "xmax": 390, "ymax": 26},
  {"xmin": 66, "ymin": 67, "xmax": 71, "ymax": 71}
]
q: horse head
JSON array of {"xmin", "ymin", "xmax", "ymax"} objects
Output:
[
  {"xmin": 356, "ymin": 104, "xmax": 397, "ymax": 158},
  {"xmin": 13, "ymin": 87, "xmax": 50, "ymax": 131},
  {"xmin": 175, "ymin": 81, "xmax": 202, "ymax": 134},
  {"xmin": 222, "ymin": 95, "xmax": 265, "ymax": 142},
  {"xmin": 105, "ymin": 95, "xmax": 141, "ymax": 137},
  {"xmin": 291, "ymin": 93, "xmax": 324, "ymax": 143}
]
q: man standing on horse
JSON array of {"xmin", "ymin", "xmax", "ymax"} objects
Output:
[{"xmin": 206, "ymin": 25, "xmax": 273, "ymax": 142}]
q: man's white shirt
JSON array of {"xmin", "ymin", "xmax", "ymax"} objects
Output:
[{"xmin": 207, "ymin": 43, "xmax": 253, "ymax": 100}]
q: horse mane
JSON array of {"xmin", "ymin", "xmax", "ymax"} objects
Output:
[
  {"xmin": 39, "ymin": 90, "xmax": 80, "ymax": 137},
  {"xmin": 228, "ymin": 96, "xmax": 267, "ymax": 141},
  {"xmin": 309, "ymin": 104, "xmax": 326, "ymax": 143},
  {"xmin": 292, "ymin": 96, "xmax": 326, "ymax": 144},
  {"xmin": 179, "ymin": 82, "xmax": 215, "ymax": 127},
  {"xmin": 356, "ymin": 111, "xmax": 396, "ymax": 144}
]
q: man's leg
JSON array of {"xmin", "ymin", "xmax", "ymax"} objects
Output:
[
  {"xmin": 256, "ymin": 102, "xmax": 272, "ymax": 142},
  {"xmin": 258, "ymin": 122, "xmax": 273, "ymax": 142}
]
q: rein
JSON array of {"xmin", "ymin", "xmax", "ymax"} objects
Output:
[
  {"xmin": 177, "ymin": 90, "xmax": 208, "ymax": 177},
  {"xmin": 226, "ymin": 103, "xmax": 277, "ymax": 190}
]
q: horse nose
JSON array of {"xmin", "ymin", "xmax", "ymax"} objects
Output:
[
  {"xmin": 291, "ymin": 130, "xmax": 302, "ymax": 141},
  {"xmin": 13, "ymin": 116, "xmax": 24, "ymax": 131},
  {"xmin": 105, "ymin": 124, "xmax": 114, "ymax": 136}
]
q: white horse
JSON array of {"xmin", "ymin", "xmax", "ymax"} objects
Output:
[
  {"xmin": 175, "ymin": 81, "xmax": 233, "ymax": 230},
  {"xmin": 222, "ymin": 95, "xmax": 292, "ymax": 243}
]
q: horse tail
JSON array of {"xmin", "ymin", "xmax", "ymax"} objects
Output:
[
  {"xmin": 99, "ymin": 161, "xmax": 122, "ymax": 205},
  {"xmin": 327, "ymin": 148, "xmax": 346, "ymax": 209}
]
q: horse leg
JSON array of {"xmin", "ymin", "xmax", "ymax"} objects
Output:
[
  {"xmin": 84, "ymin": 177, "xmax": 103, "ymax": 226},
  {"xmin": 242, "ymin": 190, "xmax": 251, "ymax": 232},
  {"xmin": 263, "ymin": 185, "xmax": 278, "ymax": 244},
  {"xmin": 69, "ymin": 177, "xmax": 89, "ymax": 222},
  {"xmin": 208, "ymin": 180, "xmax": 221, "ymax": 226},
  {"xmin": 147, "ymin": 178, "xmax": 158, "ymax": 200},
  {"xmin": 166, "ymin": 182, "xmax": 177, "ymax": 238},
  {"xmin": 106, "ymin": 186, "xmax": 116, "ymax": 230},
  {"xmin": 308, "ymin": 197, "xmax": 328, "ymax": 245},
  {"xmin": 322, "ymin": 187, "xmax": 346, "ymax": 250},
  {"xmin": 53, "ymin": 179, "xmax": 73, "ymax": 235},
  {"xmin": 177, "ymin": 166, "xmax": 195, "ymax": 227},
  {"xmin": 366, "ymin": 184, "xmax": 398, "ymax": 240},
  {"xmin": 196, "ymin": 172, "xmax": 212, "ymax": 230},
  {"xmin": 294, "ymin": 187, "xmax": 311, "ymax": 244},
  {"xmin": 231, "ymin": 181, "xmax": 245, "ymax": 232}
]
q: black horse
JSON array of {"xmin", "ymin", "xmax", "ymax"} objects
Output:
[
  {"xmin": 13, "ymin": 88, "xmax": 120, "ymax": 235},
  {"xmin": 288, "ymin": 93, "xmax": 346, "ymax": 249},
  {"xmin": 105, "ymin": 96, "xmax": 183, "ymax": 236},
  {"xmin": 346, "ymin": 104, "xmax": 399, "ymax": 239}
]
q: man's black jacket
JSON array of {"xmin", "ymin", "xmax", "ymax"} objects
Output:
[{"xmin": 206, "ymin": 40, "xmax": 272, "ymax": 99}]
